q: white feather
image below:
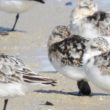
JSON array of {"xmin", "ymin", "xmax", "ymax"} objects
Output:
[
  {"xmin": 85, "ymin": 59, "xmax": 110, "ymax": 92},
  {"xmin": 0, "ymin": 83, "xmax": 27, "ymax": 98},
  {"xmin": 0, "ymin": 0, "xmax": 35, "ymax": 13}
]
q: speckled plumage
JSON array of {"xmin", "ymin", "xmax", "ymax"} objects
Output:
[
  {"xmin": 0, "ymin": 54, "xmax": 56, "ymax": 110},
  {"xmin": 85, "ymin": 51, "xmax": 110, "ymax": 92},
  {"xmin": 94, "ymin": 52, "xmax": 110, "ymax": 76},
  {"xmin": 48, "ymin": 25, "xmax": 110, "ymax": 95},
  {"xmin": 85, "ymin": 11, "xmax": 110, "ymax": 36},
  {"xmin": 0, "ymin": 54, "xmax": 56, "ymax": 85},
  {"xmin": 48, "ymin": 26, "xmax": 91, "ymax": 95},
  {"xmin": 49, "ymin": 35, "xmax": 88, "ymax": 67},
  {"xmin": 0, "ymin": 54, "xmax": 24, "ymax": 83},
  {"xmin": 48, "ymin": 25, "xmax": 71, "ymax": 47}
]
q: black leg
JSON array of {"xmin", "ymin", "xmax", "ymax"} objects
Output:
[
  {"xmin": 3, "ymin": 99, "xmax": 8, "ymax": 110},
  {"xmin": 77, "ymin": 80, "xmax": 91, "ymax": 96},
  {"xmin": 11, "ymin": 13, "xmax": 20, "ymax": 31}
]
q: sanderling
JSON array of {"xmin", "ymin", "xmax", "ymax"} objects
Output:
[
  {"xmin": 0, "ymin": 54, "xmax": 56, "ymax": 110},
  {"xmin": 0, "ymin": 0, "xmax": 45, "ymax": 31},
  {"xmin": 48, "ymin": 25, "xmax": 110, "ymax": 95},
  {"xmin": 70, "ymin": 0, "xmax": 98, "ymax": 39},
  {"xmin": 70, "ymin": 0, "xmax": 110, "ymax": 39}
]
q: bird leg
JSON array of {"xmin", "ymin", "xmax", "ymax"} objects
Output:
[
  {"xmin": 3, "ymin": 99, "xmax": 8, "ymax": 110},
  {"xmin": 77, "ymin": 80, "xmax": 91, "ymax": 96},
  {"xmin": 11, "ymin": 13, "xmax": 19, "ymax": 31}
]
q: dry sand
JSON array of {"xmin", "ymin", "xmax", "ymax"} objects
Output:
[{"xmin": 0, "ymin": 1, "xmax": 110, "ymax": 110}]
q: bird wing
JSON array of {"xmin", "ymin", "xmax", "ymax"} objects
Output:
[
  {"xmin": 90, "ymin": 51, "xmax": 110, "ymax": 75},
  {"xmin": 0, "ymin": 54, "xmax": 56, "ymax": 86},
  {"xmin": 86, "ymin": 11, "xmax": 110, "ymax": 36},
  {"xmin": 0, "ymin": 54, "xmax": 26, "ymax": 83},
  {"xmin": 49, "ymin": 35, "xmax": 88, "ymax": 67}
]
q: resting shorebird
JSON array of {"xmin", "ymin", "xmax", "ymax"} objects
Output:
[
  {"xmin": 70, "ymin": 0, "xmax": 110, "ymax": 39},
  {"xmin": 0, "ymin": 0, "xmax": 45, "ymax": 31},
  {"xmin": 0, "ymin": 54, "xmax": 56, "ymax": 110},
  {"xmin": 48, "ymin": 25, "xmax": 110, "ymax": 96},
  {"xmin": 70, "ymin": 0, "xmax": 98, "ymax": 39}
]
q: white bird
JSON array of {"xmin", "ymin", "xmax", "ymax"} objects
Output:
[
  {"xmin": 0, "ymin": 0, "xmax": 45, "ymax": 31},
  {"xmin": 70, "ymin": 0, "xmax": 110, "ymax": 39},
  {"xmin": 70, "ymin": 0, "xmax": 98, "ymax": 39},
  {"xmin": 0, "ymin": 54, "xmax": 56, "ymax": 110},
  {"xmin": 48, "ymin": 25, "xmax": 109, "ymax": 95}
]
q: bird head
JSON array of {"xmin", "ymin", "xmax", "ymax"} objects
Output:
[{"xmin": 48, "ymin": 25, "xmax": 71, "ymax": 47}]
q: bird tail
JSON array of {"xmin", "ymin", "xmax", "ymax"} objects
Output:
[{"xmin": 23, "ymin": 72, "xmax": 56, "ymax": 86}]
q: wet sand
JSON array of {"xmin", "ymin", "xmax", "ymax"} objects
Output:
[{"xmin": 0, "ymin": 1, "xmax": 110, "ymax": 110}]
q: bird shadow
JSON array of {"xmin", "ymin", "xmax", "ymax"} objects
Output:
[
  {"xmin": 65, "ymin": 2, "xmax": 73, "ymax": 6},
  {"xmin": 0, "ymin": 27, "xmax": 26, "ymax": 33},
  {"xmin": 34, "ymin": 89, "xmax": 110, "ymax": 97}
]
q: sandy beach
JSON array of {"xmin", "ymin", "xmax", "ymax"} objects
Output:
[
  {"xmin": 0, "ymin": 72, "xmax": 110, "ymax": 110},
  {"xmin": 0, "ymin": 0, "xmax": 110, "ymax": 110}
]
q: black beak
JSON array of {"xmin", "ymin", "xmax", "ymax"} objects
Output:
[{"xmin": 34, "ymin": 0, "xmax": 45, "ymax": 4}]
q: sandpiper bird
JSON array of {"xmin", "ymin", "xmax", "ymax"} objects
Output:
[
  {"xmin": 70, "ymin": 0, "xmax": 98, "ymax": 39},
  {"xmin": 0, "ymin": 54, "xmax": 56, "ymax": 110},
  {"xmin": 0, "ymin": 0, "xmax": 45, "ymax": 31},
  {"xmin": 48, "ymin": 25, "xmax": 109, "ymax": 95},
  {"xmin": 70, "ymin": 0, "xmax": 110, "ymax": 39}
]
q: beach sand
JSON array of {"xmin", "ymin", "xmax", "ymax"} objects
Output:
[
  {"xmin": 0, "ymin": 1, "xmax": 110, "ymax": 110},
  {"xmin": 0, "ymin": 72, "xmax": 110, "ymax": 110}
]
